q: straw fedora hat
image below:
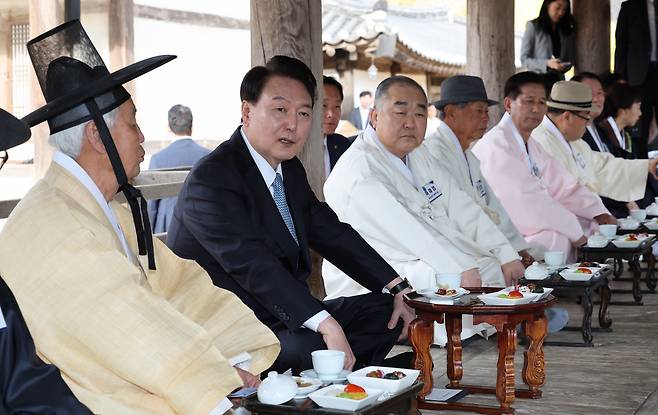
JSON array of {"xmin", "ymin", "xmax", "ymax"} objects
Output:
[{"xmin": 547, "ymin": 81, "xmax": 594, "ymax": 112}]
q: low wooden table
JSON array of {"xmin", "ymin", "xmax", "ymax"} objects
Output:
[
  {"xmin": 614, "ymin": 226, "xmax": 657, "ymax": 292},
  {"xmin": 577, "ymin": 236, "xmax": 655, "ymax": 305},
  {"xmin": 405, "ymin": 289, "xmax": 556, "ymax": 415},
  {"xmin": 520, "ymin": 267, "xmax": 612, "ymax": 347},
  {"xmin": 242, "ymin": 382, "xmax": 422, "ymax": 414}
]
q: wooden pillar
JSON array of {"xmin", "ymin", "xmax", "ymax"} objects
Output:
[
  {"xmin": 251, "ymin": 0, "xmax": 326, "ymax": 299},
  {"xmin": 250, "ymin": 0, "xmax": 324, "ymax": 197},
  {"xmin": 335, "ymin": 49, "xmax": 354, "ymax": 120},
  {"xmin": 573, "ymin": 0, "xmax": 610, "ymax": 74},
  {"xmin": 29, "ymin": 0, "xmax": 63, "ymax": 178},
  {"xmin": 466, "ymin": 0, "xmax": 515, "ymax": 126},
  {"xmin": 109, "ymin": 0, "xmax": 134, "ymax": 95},
  {"xmin": 0, "ymin": 13, "xmax": 11, "ymax": 112}
]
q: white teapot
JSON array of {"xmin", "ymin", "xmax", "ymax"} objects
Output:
[
  {"xmin": 524, "ymin": 261, "xmax": 549, "ymax": 280},
  {"xmin": 257, "ymin": 371, "xmax": 298, "ymax": 404}
]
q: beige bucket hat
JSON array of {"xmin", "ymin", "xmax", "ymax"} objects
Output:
[{"xmin": 547, "ymin": 81, "xmax": 594, "ymax": 112}]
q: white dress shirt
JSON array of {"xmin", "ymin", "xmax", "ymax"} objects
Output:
[
  {"xmin": 240, "ymin": 128, "xmax": 330, "ymax": 331},
  {"xmin": 54, "ymin": 151, "xmax": 235, "ymax": 415},
  {"xmin": 0, "ymin": 306, "xmax": 6, "ymax": 329},
  {"xmin": 606, "ymin": 116, "xmax": 626, "ymax": 150},
  {"xmin": 504, "ymin": 113, "xmax": 541, "ymax": 177},
  {"xmin": 649, "ymin": 0, "xmax": 657, "ymax": 62},
  {"xmin": 359, "ymin": 107, "xmax": 370, "ymax": 130},
  {"xmin": 323, "ymin": 136, "xmax": 331, "ymax": 179}
]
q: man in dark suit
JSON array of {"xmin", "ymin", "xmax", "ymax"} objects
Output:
[
  {"xmin": 615, "ymin": 0, "xmax": 658, "ymax": 158},
  {"xmin": 168, "ymin": 56, "xmax": 415, "ymax": 375},
  {"xmin": 348, "ymin": 90, "xmax": 372, "ymax": 131},
  {"xmin": 147, "ymin": 104, "xmax": 210, "ymax": 233},
  {"xmin": 322, "ymin": 76, "xmax": 351, "ymax": 178}
]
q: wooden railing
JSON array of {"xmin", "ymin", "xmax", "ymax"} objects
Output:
[{"xmin": 0, "ymin": 168, "xmax": 191, "ymax": 220}]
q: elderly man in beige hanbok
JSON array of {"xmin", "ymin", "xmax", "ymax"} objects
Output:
[
  {"xmin": 322, "ymin": 76, "xmax": 525, "ymax": 344},
  {"xmin": 424, "ymin": 75, "xmax": 538, "ymax": 265},
  {"xmin": 0, "ymin": 21, "xmax": 278, "ymax": 415},
  {"xmin": 532, "ymin": 81, "xmax": 658, "ymax": 202}
]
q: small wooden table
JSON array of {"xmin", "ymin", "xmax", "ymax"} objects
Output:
[
  {"xmin": 614, "ymin": 226, "xmax": 657, "ymax": 292},
  {"xmin": 242, "ymin": 382, "xmax": 423, "ymax": 414},
  {"xmin": 578, "ymin": 236, "xmax": 655, "ymax": 305},
  {"xmin": 405, "ymin": 289, "xmax": 556, "ymax": 415},
  {"xmin": 520, "ymin": 267, "xmax": 612, "ymax": 347}
]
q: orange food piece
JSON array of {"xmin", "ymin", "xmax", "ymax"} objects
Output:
[
  {"xmin": 344, "ymin": 384, "xmax": 366, "ymax": 394},
  {"xmin": 508, "ymin": 290, "xmax": 523, "ymax": 298},
  {"xmin": 575, "ymin": 267, "xmax": 592, "ymax": 274},
  {"xmin": 627, "ymin": 235, "xmax": 638, "ymax": 241}
]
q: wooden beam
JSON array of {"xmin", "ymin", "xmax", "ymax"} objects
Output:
[
  {"xmin": 29, "ymin": 0, "xmax": 63, "ymax": 179},
  {"xmin": 134, "ymin": 5, "xmax": 249, "ymax": 30},
  {"xmin": 572, "ymin": 0, "xmax": 610, "ymax": 74},
  {"xmin": 335, "ymin": 49, "xmax": 355, "ymax": 120},
  {"xmin": 466, "ymin": 0, "xmax": 515, "ymax": 126},
  {"xmin": 250, "ymin": 0, "xmax": 326, "ymax": 299},
  {"xmin": 109, "ymin": 0, "xmax": 134, "ymax": 94}
]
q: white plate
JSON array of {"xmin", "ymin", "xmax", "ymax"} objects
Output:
[
  {"xmin": 560, "ymin": 268, "xmax": 597, "ymax": 281},
  {"xmin": 300, "ymin": 369, "xmax": 351, "ymax": 383},
  {"xmin": 612, "ymin": 239, "xmax": 642, "ymax": 248},
  {"xmin": 346, "ymin": 366, "xmax": 420, "ymax": 393},
  {"xmin": 308, "ymin": 384, "xmax": 383, "ymax": 411},
  {"xmin": 567, "ymin": 262, "xmax": 608, "ymax": 269},
  {"xmin": 417, "ymin": 287, "xmax": 470, "ymax": 300},
  {"xmin": 643, "ymin": 219, "xmax": 658, "ymax": 230},
  {"xmin": 292, "ymin": 376, "xmax": 322, "ymax": 398},
  {"xmin": 477, "ymin": 287, "xmax": 540, "ymax": 306},
  {"xmin": 586, "ymin": 241, "xmax": 609, "ymax": 248}
]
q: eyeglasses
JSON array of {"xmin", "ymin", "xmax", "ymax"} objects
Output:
[
  {"xmin": 0, "ymin": 151, "xmax": 7, "ymax": 171},
  {"xmin": 570, "ymin": 111, "xmax": 591, "ymax": 122}
]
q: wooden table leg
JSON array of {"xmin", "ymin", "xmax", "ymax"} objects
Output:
[
  {"xmin": 631, "ymin": 256, "xmax": 644, "ymax": 303},
  {"xmin": 646, "ymin": 253, "xmax": 657, "ymax": 291},
  {"xmin": 613, "ymin": 258, "xmax": 623, "ymax": 279},
  {"xmin": 598, "ymin": 283, "xmax": 612, "ymax": 329},
  {"xmin": 522, "ymin": 315, "xmax": 547, "ymax": 396},
  {"xmin": 445, "ymin": 313, "xmax": 463, "ymax": 388},
  {"xmin": 496, "ymin": 323, "xmax": 517, "ymax": 411},
  {"xmin": 409, "ymin": 317, "xmax": 434, "ymax": 399},
  {"xmin": 580, "ymin": 287, "xmax": 594, "ymax": 345}
]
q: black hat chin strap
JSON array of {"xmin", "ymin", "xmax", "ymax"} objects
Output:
[{"xmin": 85, "ymin": 99, "xmax": 156, "ymax": 270}]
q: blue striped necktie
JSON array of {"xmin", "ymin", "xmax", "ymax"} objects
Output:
[{"xmin": 272, "ymin": 172, "xmax": 298, "ymax": 244}]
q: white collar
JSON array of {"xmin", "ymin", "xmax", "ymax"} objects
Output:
[
  {"xmin": 365, "ymin": 125, "xmax": 417, "ymax": 187},
  {"xmin": 542, "ymin": 115, "xmax": 573, "ymax": 155},
  {"xmin": 586, "ymin": 124, "xmax": 606, "ymax": 152},
  {"xmin": 52, "ymin": 151, "xmax": 132, "ymax": 260},
  {"xmin": 437, "ymin": 120, "xmax": 467, "ymax": 159},
  {"xmin": 240, "ymin": 127, "xmax": 283, "ymax": 190},
  {"xmin": 606, "ymin": 116, "xmax": 625, "ymax": 149},
  {"xmin": 502, "ymin": 112, "xmax": 537, "ymax": 173}
]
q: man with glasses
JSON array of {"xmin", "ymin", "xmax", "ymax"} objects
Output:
[
  {"xmin": 532, "ymin": 81, "xmax": 658, "ymax": 203},
  {"xmin": 473, "ymin": 73, "xmax": 614, "ymax": 263}
]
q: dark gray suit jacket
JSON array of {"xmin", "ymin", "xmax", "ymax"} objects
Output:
[
  {"xmin": 521, "ymin": 20, "xmax": 575, "ymax": 73},
  {"xmin": 147, "ymin": 138, "xmax": 210, "ymax": 234}
]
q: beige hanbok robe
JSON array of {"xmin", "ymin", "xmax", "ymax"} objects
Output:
[
  {"xmin": 424, "ymin": 121, "xmax": 531, "ymax": 254},
  {"xmin": 0, "ymin": 162, "xmax": 280, "ymax": 415},
  {"xmin": 533, "ymin": 116, "xmax": 647, "ymax": 201}
]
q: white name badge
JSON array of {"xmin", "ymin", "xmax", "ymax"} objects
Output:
[
  {"xmin": 0, "ymin": 306, "xmax": 6, "ymax": 330},
  {"xmin": 421, "ymin": 180, "xmax": 442, "ymax": 203},
  {"xmin": 474, "ymin": 179, "xmax": 487, "ymax": 199},
  {"xmin": 575, "ymin": 153, "xmax": 587, "ymax": 169}
]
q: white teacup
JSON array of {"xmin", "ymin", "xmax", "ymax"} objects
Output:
[
  {"xmin": 630, "ymin": 209, "xmax": 647, "ymax": 221},
  {"xmin": 544, "ymin": 251, "xmax": 564, "ymax": 267},
  {"xmin": 435, "ymin": 273, "xmax": 462, "ymax": 290},
  {"xmin": 598, "ymin": 224, "xmax": 618, "ymax": 238},
  {"xmin": 311, "ymin": 350, "xmax": 345, "ymax": 379}
]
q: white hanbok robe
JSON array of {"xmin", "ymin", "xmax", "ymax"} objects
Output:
[
  {"xmin": 424, "ymin": 121, "xmax": 531, "ymax": 254},
  {"xmin": 321, "ymin": 127, "xmax": 520, "ymax": 344},
  {"xmin": 533, "ymin": 116, "xmax": 647, "ymax": 201},
  {"xmin": 473, "ymin": 113, "xmax": 609, "ymax": 262}
]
